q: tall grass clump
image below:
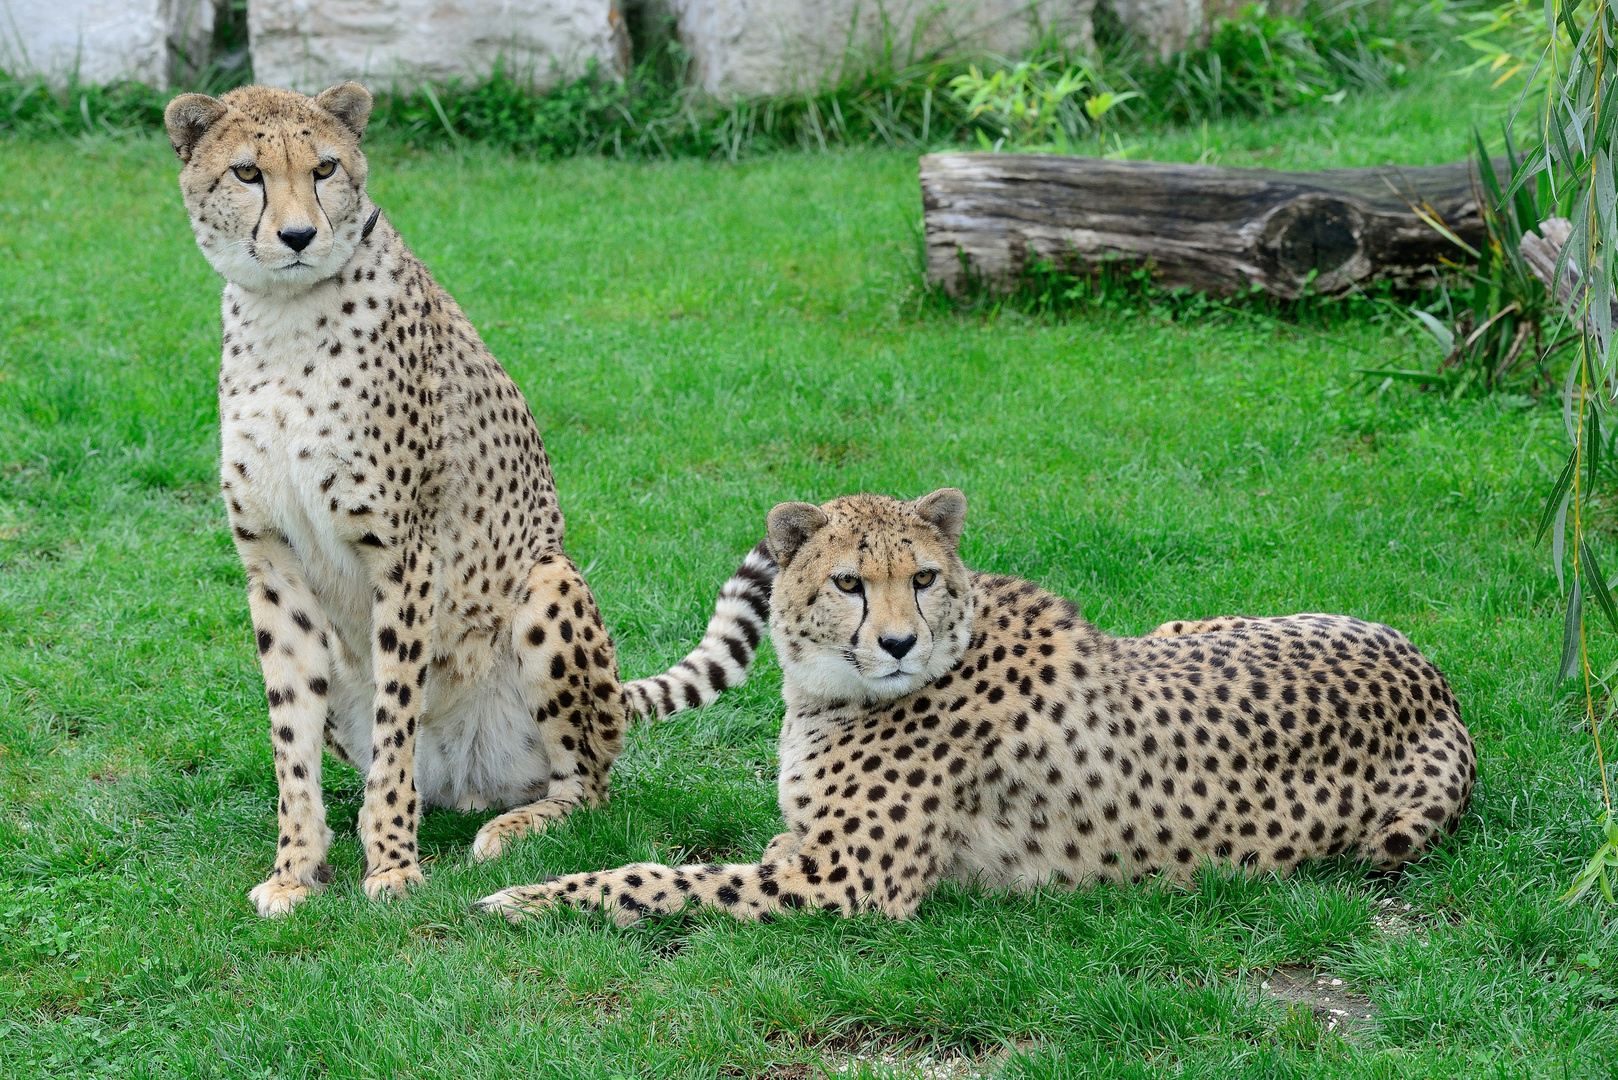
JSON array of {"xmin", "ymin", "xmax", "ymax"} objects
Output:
[
  {"xmin": 1359, "ymin": 138, "xmax": 1575, "ymax": 397},
  {"xmin": 362, "ymin": 51, "xmax": 975, "ymax": 160}
]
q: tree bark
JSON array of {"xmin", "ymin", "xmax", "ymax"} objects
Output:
[{"xmin": 920, "ymin": 152, "xmax": 1494, "ymax": 299}]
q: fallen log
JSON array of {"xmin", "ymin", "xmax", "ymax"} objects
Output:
[{"xmin": 920, "ymin": 153, "xmax": 1495, "ymax": 299}]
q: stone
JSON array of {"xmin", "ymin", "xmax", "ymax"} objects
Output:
[
  {"xmin": 0, "ymin": 0, "xmax": 213, "ymax": 88},
  {"xmin": 248, "ymin": 0, "xmax": 630, "ymax": 94},
  {"xmin": 1109, "ymin": 0, "xmax": 1202, "ymax": 59},
  {"xmin": 668, "ymin": 0, "xmax": 1096, "ymax": 99}
]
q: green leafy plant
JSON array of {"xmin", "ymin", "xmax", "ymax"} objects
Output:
[
  {"xmin": 1095, "ymin": 0, "xmax": 1455, "ymax": 125},
  {"xmin": 946, "ymin": 59, "xmax": 1138, "ymax": 152},
  {"xmin": 1502, "ymin": 0, "xmax": 1618, "ymax": 904},
  {"xmin": 1562, "ymin": 810, "xmax": 1618, "ymax": 902},
  {"xmin": 1456, "ymin": 0, "xmax": 1573, "ymax": 90}
]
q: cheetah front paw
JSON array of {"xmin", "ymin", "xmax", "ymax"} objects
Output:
[
  {"xmin": 249, "ymin": 876, "xmax": 325, "ymax": 917},
  {"xmin": 361, "ymin": 864, "xmax": 425, "ymax": 901},
  {"xmin": 474, "ymin": 882, "xmax": 564, "ymax": 922}
]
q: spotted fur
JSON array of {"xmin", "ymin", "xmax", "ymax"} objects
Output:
[
  {"xmin": 480, "ymin": 489, "xmax": 1475, "ymax": 925},
  {"xmin": 166, "ymin": 83, "xmax": 764, "ymax": 916}
]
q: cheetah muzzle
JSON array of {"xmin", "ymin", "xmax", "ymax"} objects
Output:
[
  {"xmin": 165, "ymin": 83, "xmax": 776, "ymax": 917},
  {"xmin": 479, "ymin": 489, "xmax": 1475, "ymax": 925}
]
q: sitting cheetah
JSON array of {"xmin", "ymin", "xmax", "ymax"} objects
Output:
[
  {"xmin": 479, "ymin": 489, "xmax": 1475, "ymax": 925},
  {"xmin": 163, "ymin": 83, "xmax": 774, "ymax": 916}
]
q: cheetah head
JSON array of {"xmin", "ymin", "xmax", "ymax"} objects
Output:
[
  {"xmin": 765, "ymin": 489, "xmax": 975, "ymax": 705},
  {"xmin": 164, "ymin": 83, "xmax": 373, "ymax": 297}
]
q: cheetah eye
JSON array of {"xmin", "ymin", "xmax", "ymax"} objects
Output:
[
  {"xmin": 832, "ymin": 573, "xmax": 862, "ymax": 594},
  {"xmin": 313, "ymin": 160, "xmax": 337, "ymax": 180},
  {"xmin": 913, "ymin": 570, "xmax": 937, "ymax": 589},
  {"xmin": 232, "ymin": 164, "xmax": 262, "ymax": 184}
]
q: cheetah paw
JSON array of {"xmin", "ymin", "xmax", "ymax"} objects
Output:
[
  {"xmin": 249, "ymin": 877, "xmax": 323, "ymax": 917},
  {"xmin": 361, "ymin": 864, "xmax": 425, "ymax": 901},
  {"xmin": 470, "ymin": 820, "xmax": 518, "ymax": 862},
  {"xmin": 474, "ymin": 884, "xmax": 561, "ymax": 922},
  {"xmin": 470, "ymin": 804, "xmax": 568, "ymax": 862}
]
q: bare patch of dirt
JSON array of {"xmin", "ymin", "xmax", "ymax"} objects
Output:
[
  {"xmin": 1371, "ymin": 896, "xmax": 1424, "ymax": 935},
  {"xmin": 1259, "ymin": 965, "xmax": 1377, "ymax": 1038}
]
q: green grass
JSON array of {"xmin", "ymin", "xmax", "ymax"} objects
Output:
[{"xmin": 1, "ymin": 71, "xmax": 1614, "ymax": 1077}]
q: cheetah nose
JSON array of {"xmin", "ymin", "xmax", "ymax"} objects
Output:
[
  {"xmin": 278, "ymin": 226, "xmax": 318, "ymax": 253},
  {"xmin": 878, "ymin": 634, "xmax": 917, "ymax": 660}
]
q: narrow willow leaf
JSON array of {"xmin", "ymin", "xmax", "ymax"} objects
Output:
[
  {"xmin": 1539, "ymin": 448, "xmax": 1579, "ymax": 544},
  {"xmin": 1565, "ymin": 342, "xmax": 1585, "ymax": 444},
  {"xmin": 1583, "ymin": 540, "xmax": 1618, "ymax": 635},
  {"xmin": 1568, "ymin": 201, "xmax": 1591, "ymax": 279},
  {"xmin": 1411, "ymin": 308, "xmax": 1455, "ymax": 353},
  {"xmin": 1553, "ymin": 482, "xmax": 1566, "ymax": 586},
  {"xmin": 1559, "ymin": 577, "xmax": 1583, "ymax": 682},
  {"xmin": 1594, "ymin": 280, "xmax": 1613, "ymax": 365},
  {"xmin": 1476, "ymin": 130, "xmax": 1506, "ymax": 208},
  {"xmin": 1589, "ymin": 403, "xmax": 1605, "ymax": 495},
  {"xmin": 1601, "ymin": 149, "xmax": 1618, "ymax": 244}
]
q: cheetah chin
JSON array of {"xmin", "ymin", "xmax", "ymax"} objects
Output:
[
  {"xmin": 480, "ymin": 488, "xmax": 1475, "ymax": 927},
  {"xmin": 165, "ymin": 83, "xmax": 778, "ymax": 917}
]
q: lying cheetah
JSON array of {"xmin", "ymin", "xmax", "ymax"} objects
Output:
[
  {"xmin": 479, "ymin": 489, "xmax": 1475, "ymax": 924},
  {"xmin": 164, "ymin": 83, "xmax": 773, "ymax": 916}
]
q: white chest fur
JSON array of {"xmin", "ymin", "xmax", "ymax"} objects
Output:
[
  {"xmin": 220, "ymin": 281, "xmax": 379, "ymax": 649},
  {"xmin": 218, "ymin": 278, "xmax": 548, "ymax": 810}
]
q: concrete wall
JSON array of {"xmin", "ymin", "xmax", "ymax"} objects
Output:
[
  {"xmin": 0, "ymin": 0, "xmax": 1255, "ymax": 94},
  {"xmin": 1110, "ymin": 0, "xmax": 1202, "ymax": 59},
  {"xmin": 247, "ymin": 0, "xmax": 629, "ymax": 93},
  {"xmin": 669, "ymin": 0, "xmax": 1097, "ymax": 99},
  {"xmin": 0, "ymin": 0, "xmax": 213, "ymax": 88}
]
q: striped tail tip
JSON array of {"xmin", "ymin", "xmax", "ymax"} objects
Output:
[{"xmin": 623, "ymin": 541, "xmax": 777, "ymax": 721}]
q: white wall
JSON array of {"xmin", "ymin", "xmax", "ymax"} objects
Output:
[
  {"xmin": 0, "ymin": 0, "xmax": 213, "ymax": 87},
  {"xmin": 669, "ymin": 0, "xmax": 1096, "ymax": 100},
  {"xmin": 247, "ymin": 0, "xmax": 629, "ymax": 94}
]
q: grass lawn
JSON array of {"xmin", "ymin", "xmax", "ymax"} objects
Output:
[{"xmin": 1, "ymin": 70, "xmax": 1614, "ymax": 1077}]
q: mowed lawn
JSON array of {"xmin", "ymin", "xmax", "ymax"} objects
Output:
[{"xmin": 1, "ymin": 73, "xmax": 1614, "ymax": 1077}]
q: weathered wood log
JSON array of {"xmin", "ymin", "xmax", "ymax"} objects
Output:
[{"xmin": 920, "ymin": 153, "xmax": 1497, "ymax": 299}]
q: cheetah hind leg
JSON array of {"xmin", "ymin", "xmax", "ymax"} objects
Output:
[
  {"xmin": 1365, "ymin": 806, "xmax": 1447, "ymax": 871},
  {"xmin": 471, "ymin": 555, "xmax": 628, "ymax": 862}
]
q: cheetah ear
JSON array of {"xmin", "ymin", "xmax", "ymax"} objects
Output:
[
  {"xmin": 766, "ymin": 502, "xmax": 829, "ymax": 567},
  {"xmin": 314, "ymin": 82, "xmax": 374, "ymax": 140},
  {"xmin": 164, "ymin": 93, "xmax": 228, "ymax": 163},
  {"xmin": 912, "ymin": 488, "xmax": 968, "ymax": 547}
]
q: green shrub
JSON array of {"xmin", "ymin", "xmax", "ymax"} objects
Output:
[{"xmin": 1097, "ymin": 0, "xmax": 1469, "ymax": 124}]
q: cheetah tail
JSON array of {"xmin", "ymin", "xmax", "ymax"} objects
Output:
[{"xmin": 621, "ymin": 540, "xmax": 777, "ymax": 722}]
